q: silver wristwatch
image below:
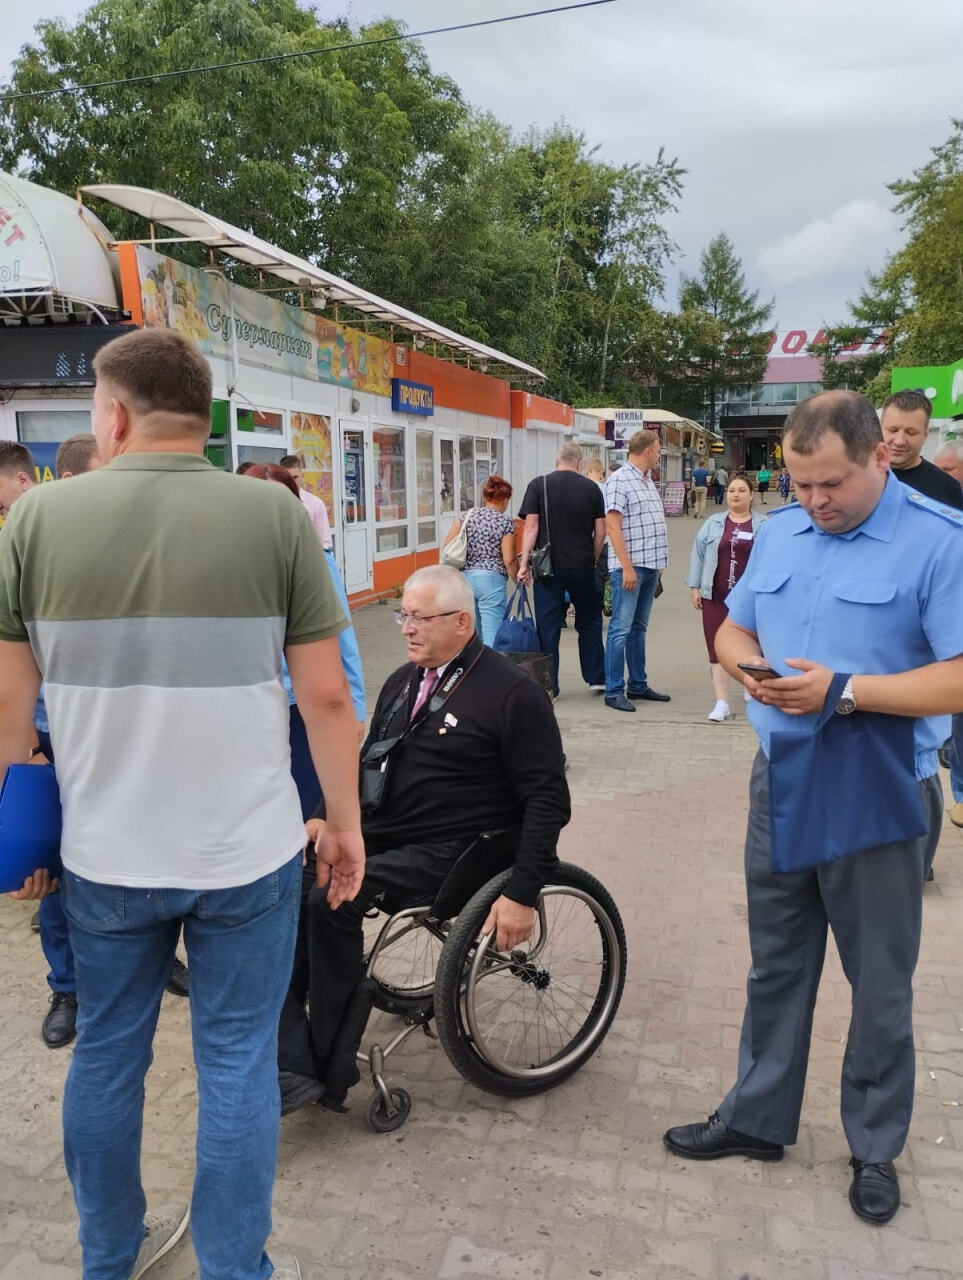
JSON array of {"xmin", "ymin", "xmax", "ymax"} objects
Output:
[{"xmin": 835, "ymin": 676, "xmax": 856, "ymax": 716}]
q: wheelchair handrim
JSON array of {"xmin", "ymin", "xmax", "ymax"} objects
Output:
[{"xmin": 462, "ymin": 885, "xmax": 622, "ymax": 1080}]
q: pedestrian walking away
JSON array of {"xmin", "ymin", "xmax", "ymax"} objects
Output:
[
  {"xmin": 687, "ymin": 474, "xmax": 763, "ymax": 723},
  {"xmin": 442, "ymin": 475, "xmax": 517, "ymax": 647},
  {"xmin": 602, "ymin": 430, "xmax": 671, "ymax": 712},
  {"xmin": 690, "ymin": 460, "xmax": 709, "ymax": 519},
  {"xmin": 664, "ymin": 389, "xmax": 963, "ymax": 1227},
  {"xmin": 0, "ymin": 328, "xmax": 364, "ymax": 1280},
  {"xmin": 517, "ymin": 443, "xmax": 606, "ymax": 697},
  {"xmin": 712, "ymin": 465, "xmax": 728, "ymax": 505}
]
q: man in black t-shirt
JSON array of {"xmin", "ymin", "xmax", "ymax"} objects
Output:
[
  {"xmin": 881, "ymin": 390, "xmax": 963, "ymax": 510},
  {"xmin": 517, "ymin": 443, "xmax": 606, "ymax": 697}
]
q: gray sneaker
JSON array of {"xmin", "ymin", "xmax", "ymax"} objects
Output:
[
  {"xmin": 270, "ymin": 1249, "xmax": 302, "ymax": 1279},
  {"xmin": 130, "ymin": 1202, "xmax": 190, "ymax": 1279}
]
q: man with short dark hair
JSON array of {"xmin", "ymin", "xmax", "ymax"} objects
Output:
[
  {"xmin": 517, "ymin": 443, "xmax": 606, "ymax": 697},
  {"xmin": 603, "ymin": 429, "xmax": 670, "ymax": 712},
  {"xmin": 55, "ymin": 434, "xmax": 102, "ymax": 480},
  {"xmin": 0, "ymin": 327, "xmax": 362, "ymax": 1280},
  {"xmin": 0, "ymin": 440, "xmax": 37, "ymax": 517},
  {"xmin": 880, "ymin": 389, "xmax": 963, "ymax": 509},
  {"xmin": 664, "ymin": 390, "xmax": 963, "ymax": 1226},
  {"xmin": 280, "ymin": 452, "xmax": 333, "ymax": 549},
  {"xmin": 278, "ymin": 565, "xmax": 570, "ymax": 1113},
  {"xmin": 690, "ymin": 459, "xmax": 709, "ymax": 518}
]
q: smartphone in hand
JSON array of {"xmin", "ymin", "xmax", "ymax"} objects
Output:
[{"xmin": 737, "ymin": 661, "xmax": 781, "ymax": 680}]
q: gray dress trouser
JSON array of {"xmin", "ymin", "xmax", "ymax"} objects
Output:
[{"xmin": 718, "ymin": 749, "xmax": 942, "ymax": 1162}]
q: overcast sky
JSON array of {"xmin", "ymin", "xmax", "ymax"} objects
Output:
[{"xmin": 3, "ymin": 0, "xmax": 962, "ymax": 330}]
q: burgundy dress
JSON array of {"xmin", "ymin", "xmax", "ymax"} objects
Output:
[{"xmin": 701, "ymin": 516, "xmax": 755, "ymax": 663}]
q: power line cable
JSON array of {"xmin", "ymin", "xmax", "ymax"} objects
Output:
[{"xmin": 0, "ymin": 1, "xmax": 618, "ymax": 104}]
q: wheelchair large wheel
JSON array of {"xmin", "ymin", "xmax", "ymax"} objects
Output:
[{"xmin": 433, "ymin": 862, "xmax": 626, "ymax": 1096}]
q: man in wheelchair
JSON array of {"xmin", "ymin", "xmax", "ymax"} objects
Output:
[{"xmin": 278, "ymin": 565, "xmax": 571, "ymax": 1115}]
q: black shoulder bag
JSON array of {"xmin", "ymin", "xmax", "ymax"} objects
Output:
[{"xmin": 530, "ymin": 475, "xmax": 553, "ymax": 582}]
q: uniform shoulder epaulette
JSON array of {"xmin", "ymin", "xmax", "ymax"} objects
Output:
[
  {"xmin": 763, "ymin": 502, "xmax": 798, "ymax": 517},
  {"xmin": 902, "ymin": 489, "xmax": 963, "ymax": 526}
]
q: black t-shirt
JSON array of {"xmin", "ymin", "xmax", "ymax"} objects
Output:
[
  {"xmin": 891, "ymin": 458, "xmax": 963, "ymax": 510},
  {"xmin": 518, "ymin": 470, "xmax": 605, "ymax": 569}
]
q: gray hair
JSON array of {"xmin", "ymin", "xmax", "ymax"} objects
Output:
[
  {"xmin": 934, "ymin": 439, "xmax": 963, "ymax": 463},
  {"xmin": 556, "ymin": 442, "xmax": 583, "ymax": 466},
  {"xmin": 404, "ymin": 565, "xmax": 475, "ymax": 613}
]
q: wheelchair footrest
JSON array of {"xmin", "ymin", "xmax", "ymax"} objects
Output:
[{"xmin": 370, "ymin": 988, "xmax": 434, "ymax": 1020}]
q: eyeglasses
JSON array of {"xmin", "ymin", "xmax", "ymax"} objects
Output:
[{"xmin": 393, "ymin": 609, "xmax": 460, "ymax": 628}]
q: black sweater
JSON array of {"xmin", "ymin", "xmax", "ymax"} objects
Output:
[
  {"xmin": 892, "ymin": 458, "xmax": 963, "ymax": 509},
  {"xmin": 352, "ymin": 637, "xmax": 571, "ymax": 905}
]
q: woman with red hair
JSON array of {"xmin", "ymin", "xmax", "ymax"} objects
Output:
[{"xmin": 442, "ymin": 474, "xmax": 517, "ymax": 646}]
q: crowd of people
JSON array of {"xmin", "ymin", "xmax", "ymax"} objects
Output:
[{"xmin": 1, "ymin": 336, "xmax": 962, "ymax": 1277}]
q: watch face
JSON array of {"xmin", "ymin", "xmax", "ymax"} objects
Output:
[{"xmin": 836, "ymin": 698, "xmax": 856, "ymax": 716}]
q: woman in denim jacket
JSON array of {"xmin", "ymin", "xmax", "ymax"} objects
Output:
[{"xmin": 686, "ymin": 474, "xmax": 764, "ymax": 721}]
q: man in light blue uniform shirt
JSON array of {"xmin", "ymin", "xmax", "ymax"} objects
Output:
[{"xmin": 664, "ymin": 390, "xmax": 963, "ymax": 1225}]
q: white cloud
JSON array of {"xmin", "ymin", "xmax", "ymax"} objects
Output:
[{"xmin": 755, "ymin": 200, "xmax": 899, "ymax": 287}]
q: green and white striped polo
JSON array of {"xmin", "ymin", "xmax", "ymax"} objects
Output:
[{"xmin": 0, "ymin": 453, "xmax": 347, "ymax": 888}]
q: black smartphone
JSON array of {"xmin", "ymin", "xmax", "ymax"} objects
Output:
[{"xmin": 737, "ymin": 661, "xmax": 781, "ymax": 680}]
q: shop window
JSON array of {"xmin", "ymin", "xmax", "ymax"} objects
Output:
[
  {"xmin": 237, "ymin": 444, "xmax": 286, "ymax": 467},
  {"xmin": 373, "ymin": 424, "xmax": 408, "ymax": 553},
  {"xmin": 236, "ymin": 407, "xmax": 283, "ymax": 436},
  {"xmin": 439, "ymin": 439, "xmax": 455, "ymax": 514},
  {"xmin": 459, "ymin": 435, "xmax": 474, "ymax": 510},
  {"xmin": 416, "ymin": 429, "xmax": 436, "ymax": 546},
  {"xmin": 16, "ymin": 409, "xmax": 91, "ymax": 442}
]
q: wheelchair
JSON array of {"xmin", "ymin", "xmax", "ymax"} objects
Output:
[{"xmin": 328, "ymin": 830, "xmax": 627, "ymax": 1133}]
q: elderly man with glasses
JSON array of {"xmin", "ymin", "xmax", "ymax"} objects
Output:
[{"xmin": 277, "ymin": 565, "xmax": 571, "ymax": 1115}]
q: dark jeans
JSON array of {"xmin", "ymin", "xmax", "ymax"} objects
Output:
[
  {"xmin": 533, "ymin": 566, "xmax": 605, "ymax": 695},
  {"xmin": 278, "ymin": 840, "xmax": 466, "ymax": 1084},
  {"xmin": 288, "ymin": 703, "xmax": 322, "ymax": 821}
]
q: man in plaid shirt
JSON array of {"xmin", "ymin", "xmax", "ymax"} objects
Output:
[{"xmin": 603, "ymin": 430, "xmax": 670, "ymax": 712}]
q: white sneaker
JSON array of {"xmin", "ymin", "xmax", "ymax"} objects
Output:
[
  {"xmin": 707, "ymin": 701, "xmax": 731, "ymax": 722},
  {"xmin": 130, "ymin": 1203, "xmax": 190, "ymax": 1279},
  {"xmin": 270, "ymin": 1250, "xmax": 302, "ymax": 1279}
]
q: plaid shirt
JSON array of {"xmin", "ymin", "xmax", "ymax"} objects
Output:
[{"xmin": 605, "ymin": 461, "xmax": 668, "ymax": 571}]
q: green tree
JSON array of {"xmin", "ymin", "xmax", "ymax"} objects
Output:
[
  {"xmin": 655, "ymin": 233, "xmax": 773, "ymax": 429},
  {"xmin": 813, "ymin": 119, "xmax": 963, "ymax": 400}
]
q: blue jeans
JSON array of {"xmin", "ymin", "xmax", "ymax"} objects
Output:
[
  {"xmin": 533, "ymin": 566, "xmax": 605, "ymax": 695},
  {"xmin": 61, "ymin": 854, "xmax": 302, "ymax": 1280},
  {"xmin": 463, "ymin": 568, "xmax": 508, "ymax": 647},
  {"xmin": 604, "ymin": 566, "xmax": 660, "ymax": 698},
  {"xmin": 950, "ymin": 713, "xmax": 963, "ymax": 804},
  {"xmin": 40, "ymin": 891, "xmax": 75, "ymax": 992}
]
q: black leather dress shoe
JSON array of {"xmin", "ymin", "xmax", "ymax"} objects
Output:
[
  {"xmin": 663, "ymin": 1112, "xmax": 784, "ymax": 1161},
  {"xmin": 849, "ymin": 1158, "xmax": 900, "ymax": 1224},
  {"xmin": 42, "ymin": 991, "xmax": 78, "ymax": 1048},
  {"xmin": 626, "ymin": 686, "xmax": 671, "ymax": 702},
  {"xmin": 279, "ymin": 1069, "xmax": 324, "ymax": 1116},
  {"xmin": 165, "ymin": 956, "xmax": 190, "ymax": 997},
  {"xmin": 604, "ymin": 694, "xmax": 636, "ymax": 713}
]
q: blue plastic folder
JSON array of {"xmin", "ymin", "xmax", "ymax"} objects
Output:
[{"xmin": 0, "ymin": 763, "xmax": 62, "ymax": 894}]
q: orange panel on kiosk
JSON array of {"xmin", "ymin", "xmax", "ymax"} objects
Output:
[{"xmin": 509, "ymin": 390, "xmax": 575, "ymax": 430}]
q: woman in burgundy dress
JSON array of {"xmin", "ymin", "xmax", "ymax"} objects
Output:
[{"xmin": 686, "ymin": 474, "xmax": 764, "ymax": 721}]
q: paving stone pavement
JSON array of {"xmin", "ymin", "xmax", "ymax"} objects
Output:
[{"xmin": 2, "ymin": 514, "xmax": 962, "ymax": 1279}]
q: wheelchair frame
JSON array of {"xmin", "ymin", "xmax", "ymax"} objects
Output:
[{"xmin": 350, "ymin": 855, "xmax": 627, "ymax": 1133}]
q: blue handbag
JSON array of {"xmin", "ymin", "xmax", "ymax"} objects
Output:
[
  {"xmin": 0, "ymin": 763, "xmax": 62, "ymax": 894},
  {"xmin": 492, "ymin": 584, "xmax": 540, "ymax": 654},
  {"xmin": 767, "ymin": 671, "xmax": 928, "ymax": 874}
]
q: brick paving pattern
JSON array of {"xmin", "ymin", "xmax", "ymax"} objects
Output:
[{"xmin": 1, "ymin": 516, "xmax": 961, "ymax": 1278}]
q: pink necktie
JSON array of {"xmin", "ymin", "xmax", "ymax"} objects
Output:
[{"xmin": 410, "ymin": 668, "xmax": 439, "ymax": 719}]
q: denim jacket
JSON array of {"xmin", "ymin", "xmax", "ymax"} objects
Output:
[{"xmin": 686, "ymin": 510, "xmax": 765, "ymax": 599}]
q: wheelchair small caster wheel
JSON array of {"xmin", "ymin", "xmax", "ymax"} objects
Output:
[{"xmin": 367, "ymin": 1087, "xmax": 411, "ymax": 1133}]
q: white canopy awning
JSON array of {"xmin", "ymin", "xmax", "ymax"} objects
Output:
[
  {"xmin": 80, "ymin": 184, "xmax": 545, "ymax": 380},
  {"xmin": 0, "ymin": 171, "xmax": 120, "ymax": 316}
]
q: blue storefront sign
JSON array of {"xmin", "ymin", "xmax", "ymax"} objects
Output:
[{"xmin": 391, "ymin": 378, "xmax": 434, "ymax": 417}]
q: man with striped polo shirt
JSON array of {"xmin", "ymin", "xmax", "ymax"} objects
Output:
[{"xmin": 0, "ymin": 328, "xmax": 363, "ymax": 1280}]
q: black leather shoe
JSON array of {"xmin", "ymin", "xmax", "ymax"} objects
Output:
[
  {"xmin": 279, "ymin": 1069, "xmax": 324, "ymax": 1116},
  {"xmin": 663, "ymin": 1112, "xmax": 784, "ymax": 1161},
  {"xmin": 30, "ymin": 908, "xmax": 40, "ymax": 933},
  {"xmin": 165, "ymin": 956, "xmax": 190, "ymax": 997},
  {"xmin": 627, "ymin": 686, "xmax": 671, "ymax": 702},
  {"xmin": 604, "ymin": 694, "xmax": 636, "ymax": 713},
  {"xmin": 42, "ymin": 991, "xmax": 78, "ymax": 1048},
  {"xmin": 849, "ymin": 1158, "xmax": 900, "ymax": 1224}
]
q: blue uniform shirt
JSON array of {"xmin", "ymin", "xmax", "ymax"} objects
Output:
[{"xmin": 725, "ymin": 472, "xmax": 963, "ymax": 778}]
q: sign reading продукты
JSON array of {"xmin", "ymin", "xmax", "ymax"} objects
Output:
[{"xmin": 391, "ymin": 378, "xmax": 434, "ymax": 416}]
